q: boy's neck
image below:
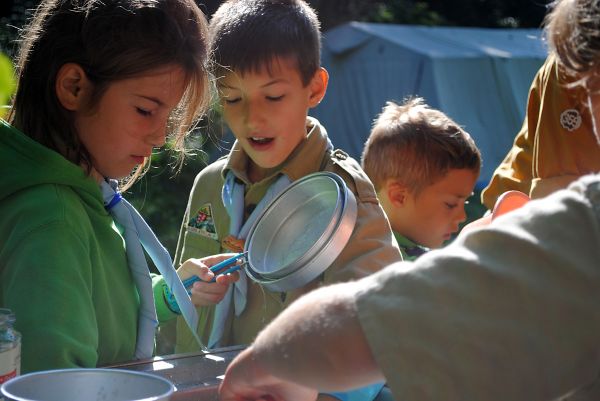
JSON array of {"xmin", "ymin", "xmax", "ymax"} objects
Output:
[{"xmin": 248, "ymin": 162, "xmax": 278, "ymax": 183}]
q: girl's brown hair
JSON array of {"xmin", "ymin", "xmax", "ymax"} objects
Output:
[{"xmin": 9, "ymin": 0, "xmax": 210, "ymax": 186}]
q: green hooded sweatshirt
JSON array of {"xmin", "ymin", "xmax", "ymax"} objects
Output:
[{"xmin": 0, "ymin": 120, "xmax": 173, "ymax": 372}]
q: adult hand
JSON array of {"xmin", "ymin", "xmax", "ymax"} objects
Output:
[
  {"xmin": 219, "ymin": 346, "xmax": 318, "ymax": 401},
  {"xmin": 177, "ymin": 254, "xmax": 240, "ymax": 307}
]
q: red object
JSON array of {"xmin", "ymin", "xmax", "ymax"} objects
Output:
[{"xmin": 461, "ymin": 190, "xmax": 530, "ymax": 234}]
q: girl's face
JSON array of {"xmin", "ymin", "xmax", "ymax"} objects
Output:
[{"xmin": 74, "ymin": 65, "xmax": 187, "ymax": 180}]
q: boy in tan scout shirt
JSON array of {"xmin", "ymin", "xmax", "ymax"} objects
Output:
[
  {"xmin": 172, "ymin": 0, "xmax": 400, "ymax": 371},
  {"xmin": 362, "ymin": 98, "xmax": 482, "ymax": 261}
]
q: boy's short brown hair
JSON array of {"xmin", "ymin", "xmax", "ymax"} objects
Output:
[
  {"xmin": 208, "ymin": 0, "xmax": 321, "ymax": 86},
  {"xmin": 361, "ymin": 97, "xmax": 482, "ymax": 194}
]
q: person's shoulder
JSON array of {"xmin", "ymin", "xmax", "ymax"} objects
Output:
[
  {"xmin": 323, "ymin": 149, "xmax": 378, "ymax": 204},
  {"xmin": 1, "ymin": 184, "xmax": 91, "ymax": 239},
  {"xmin": 10, "ymin": 183, "xmax": 86, "ymax": 214},
  {"xmin": 541, "ymin": 55, "xmax": 585, "ymax": 98},
  {"xmin": 192, "ymin": 156, "xmax": 227, "ymax": 185}
]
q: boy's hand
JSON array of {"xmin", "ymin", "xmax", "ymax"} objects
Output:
[
  {"xmin": 177, "ymin": 254, "xmax": 240, "ymax": 307},
  {"xmin": 219, "ymin": 346, "xmax": 318, "ymax": 401}
]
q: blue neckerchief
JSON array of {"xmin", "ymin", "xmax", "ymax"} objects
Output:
[{"xmin": 208, "ymin": 172, "xmax": 292, "ymax": 348}]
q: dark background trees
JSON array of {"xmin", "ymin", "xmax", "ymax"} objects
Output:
[
  {"xmin": 0, "ymin": 0, "xmax": 552, "ymax": 254},
  {"xmin": 0, "ymin": 0, "xmax": 553, "ymax": 58}
]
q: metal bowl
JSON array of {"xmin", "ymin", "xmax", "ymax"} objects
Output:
[
  {"xmin": 244, "ymin": 172, "xmax": 357, "ymax": 292},
  {"xmin": 0, "ymin": 368, "xmax": 174, "ymax": 401}
]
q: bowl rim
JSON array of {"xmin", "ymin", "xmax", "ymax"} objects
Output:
[
  {"xmin": 244, "ymin": 171, "xmax": 358, "ymax": 291},
  {"xmin": 247, "ymin": 173, "xmax": 344, "ymax": 278},
  {"xmin": 0, "ymin": 368, "xmax": 175, "ymax": 401}
]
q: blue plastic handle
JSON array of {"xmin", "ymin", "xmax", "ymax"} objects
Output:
[{"xmin": 182, "ymin": 252, "xmax": 247, "ymax": 289}]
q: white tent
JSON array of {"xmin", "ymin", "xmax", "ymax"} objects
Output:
[{"xmin": 311, "ymin": 22, "xmax": 549, "ymax": 188}]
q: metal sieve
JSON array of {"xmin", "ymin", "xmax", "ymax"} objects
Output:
[{"xmin": 244, "ymin": 172, "xmax": 357, "ymax": 292}]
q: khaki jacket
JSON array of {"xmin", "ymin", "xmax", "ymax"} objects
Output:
[
  {"xmin": 482, "ymin": 56, "xmax": 600, "ymax": 209},
  {"xmin": 171, "ymin": 117, "xmax": 401, "ymax": 352}
]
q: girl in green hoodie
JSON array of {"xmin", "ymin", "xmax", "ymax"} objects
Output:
[{"xmin": 0, "ymin": 0, "xmax": 237, "ymax": 373}]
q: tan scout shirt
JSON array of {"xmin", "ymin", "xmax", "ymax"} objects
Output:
[
  {"xmin": 482, "ymin": 56, "xmax": 600, "ymax": 210},
  {"xmin": 357, "ymin": 174, "xmax": 600, "ymax": 401},
  {"xmin": 172, "ymin": 117, "xmax": 401, "ymax": 352}
]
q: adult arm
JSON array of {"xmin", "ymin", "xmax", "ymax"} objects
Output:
[
  {"xmin": 219, "ymin": 281, "xmax": 384, "ymax": 401},
  {"xmin": 358, "ymin": 177, "xmax": 600, "ymax": 401}
]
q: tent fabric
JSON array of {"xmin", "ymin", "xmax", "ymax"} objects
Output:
[{"xmin": 311, "ymin": 22, "xmax": 548, "ymax": 188}]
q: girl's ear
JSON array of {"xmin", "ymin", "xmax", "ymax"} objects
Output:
[
  {"xmin": 307, "ymin": 67, "xmax": 328, "ymax": 108},
  {"xmin": 55, "ymin": 63, "xmax": 91, "ymax": 111}
]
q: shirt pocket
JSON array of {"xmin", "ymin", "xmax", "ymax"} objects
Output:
[{"xmin": 181, "ymin": 227, "xmax": 222, "ymax": 260}]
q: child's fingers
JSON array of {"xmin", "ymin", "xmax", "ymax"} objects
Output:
[
  {"xmin": 177, "ymin": 258, "xmax": 210, "ymax": 280},
  {"xmin": 202, "ymin": 252, "xmax": 238, "ymax": 267},
  {"xmin": 214, "ymin": 270, "xmax": 240, "ymax": 285},
  {"xmin": 190, "ymin": 280, "xmax": 233, "ymax": 305}
]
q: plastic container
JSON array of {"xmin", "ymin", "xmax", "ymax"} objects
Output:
[
  {"xmin": 0, "ymin": 309, "xmax": 20, "ymax": 386},
  {"xmin": 1, "ymin": 368, "xmax": 174, "ymax": 401}
]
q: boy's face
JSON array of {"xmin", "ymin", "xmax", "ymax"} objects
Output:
[
  {"xmin": 384, "ymin": 168, "xmax": 478, "ymax": 249},
  {"xmin": 217, "ymin": 58, "xmax": 327, "ymax": 181}
]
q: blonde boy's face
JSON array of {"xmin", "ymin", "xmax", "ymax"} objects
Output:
[
  {"xmin": 384, "ymin": 168, "xmax": 478, "ymax": 249},
  {"xmin": 217, "ymin": 58, "xmax": 326, "ymax": 181}
]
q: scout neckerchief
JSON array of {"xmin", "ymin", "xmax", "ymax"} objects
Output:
[
  {"xmin": 101, "ymin": 179, "xmax": 203, "ymax": 356},
  {"xmin": 208, "ymin": 172, "xmax": 292, "ymax": 348}
]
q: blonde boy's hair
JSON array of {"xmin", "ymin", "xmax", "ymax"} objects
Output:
[{"xmin": 361, "ymin": 98, "xmax": 482, "ymax": 194}]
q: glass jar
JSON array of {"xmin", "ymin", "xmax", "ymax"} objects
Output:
[{"xmin": 0, "ymin": 309, "xmax": 21, "ymax": 385}]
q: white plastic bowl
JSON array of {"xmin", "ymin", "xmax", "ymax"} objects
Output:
[{"xmin": 0, "ymin": 368, "xmax": 174, "ymax": 401}]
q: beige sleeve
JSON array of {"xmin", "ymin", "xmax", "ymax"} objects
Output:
[
  {"xmin": 356, "ymin": 180, "xmax": 600, "ymax": 401},
  {"xmin": 324, "ymin": 198, "xmax": 402, "ymax": 284},
  {"xmin": 316, "ymin": 154, "xmax": 402, "ymax": 287}
]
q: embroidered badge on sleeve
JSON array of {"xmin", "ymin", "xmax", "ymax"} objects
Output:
[
  {"xmin": 187, "ymin": 204, "xmax": 218, "ymax": 240},
  {"xmin": 560, "ymin": 108, "xmax": 582, "ymax": 132}
]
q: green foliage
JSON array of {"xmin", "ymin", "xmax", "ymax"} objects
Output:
[
  {"xmin": 370, "ymin": 1, "xmax": 445, "ymax": 26},
  {"xmin": 0, "ymin": 52, "xmax": 15, "ymax": 117},
  {"xmin": 0, "ymin": 0, "xmax": 37, "ymax": 58},
  {"xmin": 464, "ymin": 189, "xmax": 488, "ymax": 225}
]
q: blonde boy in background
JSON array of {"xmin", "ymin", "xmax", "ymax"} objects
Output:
[{"xmin": 362, "ymin": 98, "xmax": 482, "ymax": 260}]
